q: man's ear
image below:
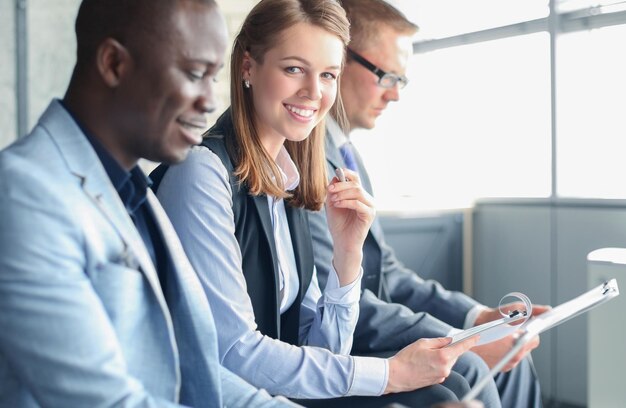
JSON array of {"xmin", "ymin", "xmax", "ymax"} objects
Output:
[{"xmin": 96, "ymin": 38, "xmax": 132, "ymax": 87}]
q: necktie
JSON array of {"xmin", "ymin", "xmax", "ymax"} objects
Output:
[{"xmin": 339, "ymin": 142, "xmax": 359, "ymax": 173}]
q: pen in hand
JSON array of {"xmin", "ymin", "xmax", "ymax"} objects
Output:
[{"xmin": 335, "ymin": 167, "xmax": 347, "ymax": 182}]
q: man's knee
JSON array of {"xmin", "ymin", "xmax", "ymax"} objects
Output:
[
  {"xmin": 441, "ymin": 371, "xmax": 471, "ymax": 400},
  {"xmin": 453, "ymin": 351, "xmax": 491, "ymax": 383}
]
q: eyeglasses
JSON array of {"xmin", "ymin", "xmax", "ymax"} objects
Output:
[{"xmin": 347, "ymin": 48, "xmax": 409, "ymax": 89}]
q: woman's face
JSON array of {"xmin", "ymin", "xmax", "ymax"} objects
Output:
[{"xmin": 244, "ymin": 22, "xmax": 344, "ymax": 157}]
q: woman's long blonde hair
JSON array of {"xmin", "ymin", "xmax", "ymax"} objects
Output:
[{"xmin": 230, "ymin": 0, "xmax": 350, "ymax": 211}]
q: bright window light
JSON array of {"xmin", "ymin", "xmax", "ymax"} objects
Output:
[
  {"xmin": 351, "ymin": 33, "xmax": 552, "ymax": 212},
  {"xmin": 556, "ymin": 24, "xmax": 626, "ymax": 198}
]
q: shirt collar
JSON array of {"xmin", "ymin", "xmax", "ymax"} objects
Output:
[
  {"xmin": 275, "ymin": 146, "xmax": 300, "ymax": 192},
  {"xmin": 59, "ymin": 100, "xmax": 151, "ymax": 213},
  {"xmin": 326, "ymin": 117, "xmax": 349, "ymax": 148}
]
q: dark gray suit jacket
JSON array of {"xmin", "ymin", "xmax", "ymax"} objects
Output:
[{"xmin": 308, "ymin": 125, "xmax": 479, "ymax": 353}]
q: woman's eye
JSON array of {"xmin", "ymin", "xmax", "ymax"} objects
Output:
[
  {"xmin": 285, "ymin": 66, "xmax": 303, "ymax": 74},
  {"xmin": 321, "ymin": 72, "xmax": 337, "ymax": 80}
]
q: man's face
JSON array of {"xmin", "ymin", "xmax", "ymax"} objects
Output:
[
  {"xmin": 114, "ymin": 1, "xmax": 228, "ymax": 166},
  {"xmin": 340, "ymin": 26, "xmax": 412, "ymax": 131}
]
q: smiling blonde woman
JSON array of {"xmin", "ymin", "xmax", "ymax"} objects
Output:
[{"xmin": 151, "ymin": 0, "xmax": 477, "ymax": 406}]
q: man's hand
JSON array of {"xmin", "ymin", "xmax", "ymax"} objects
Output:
[
  {"xmin": 471, "ymin": 332, "xmax": 539, "ymax": 371},
  {"xmin": 385, "ymin": 336, "xmax": 479, "ymax": 394},
  {"xmin": 471, "ymin": 302, "xmax": 550, "ymax": 371}
]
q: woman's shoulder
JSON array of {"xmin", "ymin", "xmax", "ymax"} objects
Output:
[
  {"xmin": 180, "ymin": 145, "xmax": 228, "ymax": 176},
  {"xmin": 149, "ymin": 145, "xmax": 227, "ymax": 196},
  {"xmin": 201, "ymin": 109, "xmax": 238, "ymax": 171}
]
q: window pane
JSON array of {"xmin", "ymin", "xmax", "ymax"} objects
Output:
[
  {"xmin": 352, "ymin": 33, "xmax": 551, "ymax": 212},
  {"xmin": 396, "ymin": 0, "xmax": 549, "ymax": 39},
  {"xmin": 556, "ymin": 24, "xmax": 626, "ymax": 199}
]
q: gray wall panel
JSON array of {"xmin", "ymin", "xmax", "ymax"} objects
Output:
[
  {"xmin": 472, "ymin": 204, "xmax": 553, "ymax": 401},
  {"xmin": 473, "ymin": 205, "xmax": 552, "ymax": 303},
  {"xmin": 27, "ymin": 0, "xmax": 81, "ymax": 130},
  {"xmin": 380, "ymin": 212, "xmax": 464, "ymax": 291}
]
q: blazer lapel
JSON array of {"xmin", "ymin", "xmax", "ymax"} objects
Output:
[
  {"xmin": 351, "ymin": 148, "xmax": 374, "ymax": 196},
  {"xmin": 84, "ymin": 180, "xmax": 171, "ymax": 316},
  {"xmin": 325, "ymin": 127, "xmax": 375, "ymax": 194},
  {"xmin": 251, "ymin": 195, "xmax": 282, "ymax": 308},
  {"xmin": 42, "ymin": 101, "xmax": 171, "ymax": 315},
  {"xmin": 147, "ymin": 190, "xmax": 211, "ymax": 305},
  {"xmin": 148, "ymin": 192, "xmax": 229, "ymax": 405},
  {"xmin": 285, "ymin": 206, "xmax": 313, "ymax": 298}
]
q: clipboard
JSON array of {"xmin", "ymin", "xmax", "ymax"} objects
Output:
[
  {"xmin": 522, "ymin": 279, "xmax": 619, "ymax": 337},
  {"xmin": 447, "ymin": 310, "xmax": 528, "ymax": 347},
  {"xmin": 447, "ymin": 291, "xmax": 534, "ymax": 347},
  {"xmin": 462, "ymin": 279, "xmax": 620, "ymax": 402}
]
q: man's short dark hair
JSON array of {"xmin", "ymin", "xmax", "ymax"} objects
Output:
[
  {"xmin": 340, "ymin": 0, "xmax": 418, "ymax": 51},
  {"xmin": 74, "ymin": 0, "xmax": 216, "ymax": 67}
]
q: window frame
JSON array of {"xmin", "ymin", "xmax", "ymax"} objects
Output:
[{"xmin": 410, "ymin": 1, "xmax": 626, "ymax": 202}]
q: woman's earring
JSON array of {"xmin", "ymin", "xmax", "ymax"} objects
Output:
[{"xmin": 244, "ymin": 79, "xmax": 250, "ymax": 89}]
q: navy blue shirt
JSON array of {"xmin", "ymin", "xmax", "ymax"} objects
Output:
[{"xmin": 61, "ymin": 102, "xmax": 168, "ymax": 291}]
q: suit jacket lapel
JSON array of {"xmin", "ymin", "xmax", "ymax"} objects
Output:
[
  {"xmin": 280, "ymin": 204, "xmax": 313, "ymax": 345},
  {"xmin": 148, "ymin": 192, "xmax": 228, "ymax": 405},
  {"xmin": 285, "ymin": 206, "xmax": 312, "ymax": 299},
  {"xmin": 147, "ymin": 191, "xmax": 209, "ymax": 308},
  {"xmin": 349, "ymin": 147, "xmax": 387, "ymax": 243},
  {"xmin": 42, "ymin": 101, "xmax": 171, "ymax": 315},
  {"xmin": 351, "ymin": 147, "xmax": 374, "ymax": 196},
  {"xmin": 251, "ymin": 195, "xmax": 282, "ymax": 309},
  {"xmin": 324, "ymin": 125, "xmax": 374, "ymax": 195}
]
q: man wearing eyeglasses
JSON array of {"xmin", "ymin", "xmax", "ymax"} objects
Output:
[{"xmin": 309, "ymin": 0, "xmax": 546, "ymax": 407}]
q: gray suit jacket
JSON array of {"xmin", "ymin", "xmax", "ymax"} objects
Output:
[
  {"xmin": 0, "ymin": 101, "xmax": 294, "ymax": 408},
  {"xmin": 308, "ymin": 125, "xmax": 479, "ymax": 353}
]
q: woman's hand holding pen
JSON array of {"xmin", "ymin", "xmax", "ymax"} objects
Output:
[{"xmin": 326, "ymin": 167, "xmax": 376, "ymax": 286}]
